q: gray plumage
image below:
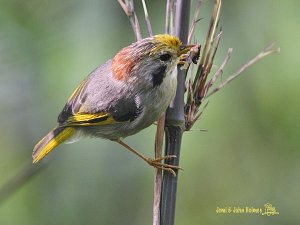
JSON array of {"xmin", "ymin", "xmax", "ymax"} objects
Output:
[
  {"xmin": 32, "ymin": 34, "xmax": 187, "ymax": 163},
  {"xmin": 58, "ymin": 56, "xmax": 178, "ymax": 140}
]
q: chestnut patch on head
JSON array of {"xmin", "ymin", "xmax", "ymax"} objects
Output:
[
  {"xmin": 112, "ymin": 46, "xmax": 136, "ymax": 80},
  {"xmin": 152, "ymin": 65, "xmax": 167, "ymax": 87}
]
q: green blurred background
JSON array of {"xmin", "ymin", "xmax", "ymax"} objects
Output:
[{"xmin": 0, "ymin": 0, "xmax": 299, "ymax": 224}]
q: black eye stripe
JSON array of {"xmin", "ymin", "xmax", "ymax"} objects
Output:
[
  {"xmin": 159, "ymin": 53, "xmax": 171, "ymax": 61},
  {"xmin": 152, "ymin": 65, "xmax": 167, "ymax": 87}
]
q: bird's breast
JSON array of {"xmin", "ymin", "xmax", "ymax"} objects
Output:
[{"xmin": 131, "ymin": 69, "xmax": 177, "ymax": 131}]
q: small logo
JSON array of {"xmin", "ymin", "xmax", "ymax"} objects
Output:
[
  {"xmin": 216, "ymin": 203, "xmax": 279, "ymax": 216},
  {"xmin": 262, "ymin": 203, "xmax": 279, "ymax": 216}
]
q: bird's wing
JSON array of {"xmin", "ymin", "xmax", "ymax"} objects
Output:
[
  {"xmin": 57, "ymin": 62, "xmax": 141, "ymax": 127},
  {"xmin": 57, "ymin": 74, "xmax": 92, "ymax": 125},
  {"xmin": 59, "ymin": 96, "xmax": 141, "ymax": 127},
  {"xmin": 62, "ymin": 112, "xmax": 118, "ymax": 127}
]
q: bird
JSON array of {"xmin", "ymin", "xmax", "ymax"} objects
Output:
[{"xmin": 32, "ymin": 34, "xmax": 192, "ymax": 174}]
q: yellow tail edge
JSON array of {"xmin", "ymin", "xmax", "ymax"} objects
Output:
[{"xmin": 32, "ymin": 127, "xmax": 75, "ymax": 163}]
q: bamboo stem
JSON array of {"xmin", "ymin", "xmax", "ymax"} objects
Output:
[{"xmin": 160, "ymin": 1, "xmax": 191, "ymax": 225}]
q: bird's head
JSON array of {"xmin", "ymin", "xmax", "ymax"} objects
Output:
[{"xmin": 112, "ymin": 34, "xmax": 191, "ymax": 88}]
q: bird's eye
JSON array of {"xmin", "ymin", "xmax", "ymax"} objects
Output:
[{"xmin": 159, "ymin": 53, "xmax": 171, "ymax": 61}]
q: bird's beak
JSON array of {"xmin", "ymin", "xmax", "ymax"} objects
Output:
[
  {"xmin": 177, "ymin": 44, "xmax": 200, "ymax": 66},
  {"xmin": 177, "ymin": 44, "xmax": 194, "ymax": 57}
]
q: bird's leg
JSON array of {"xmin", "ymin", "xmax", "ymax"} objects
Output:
[{"xmin": 116, "ymin": 139, "xmax": 182, "ymax": 176}]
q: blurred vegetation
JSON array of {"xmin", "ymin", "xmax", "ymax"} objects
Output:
[{"xmin": 0, "ymin": 0, "xmax": 299, "ymax": 224}]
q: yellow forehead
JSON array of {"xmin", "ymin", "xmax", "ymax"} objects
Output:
[{"xmin": 154, "ymin": 34, "xmax": 182, "ymax": 51}]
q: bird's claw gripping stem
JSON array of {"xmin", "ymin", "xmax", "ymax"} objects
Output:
[
  {"xmin": 116, "ymin": 140, "xmax": 182, "ymax": 177},
  {"xmin": 145, "ymin": 155, "xmax": 182, "ymax": 177}
]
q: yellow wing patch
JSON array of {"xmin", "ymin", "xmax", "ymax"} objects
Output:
[
  {"xmin": 68, "ymin": 78, "xmax": 88, "ymax": 102},
  {"xmin": 65, "ymin": 112, "xmax": 118, "ymax": 126}
]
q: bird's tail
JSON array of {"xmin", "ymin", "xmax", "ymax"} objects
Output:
[{"xmin": 32, "ymin": 126, "xmax": 75, "ymax": 163}]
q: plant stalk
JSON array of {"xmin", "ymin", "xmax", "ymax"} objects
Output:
[{"xmin": 160, "ymin": 1, "xmax": 191, "ymax": 225}]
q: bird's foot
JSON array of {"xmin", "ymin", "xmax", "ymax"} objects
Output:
[{"xmin": 145, "ymin": 155, "xmax": 182, "ymax": 177}]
